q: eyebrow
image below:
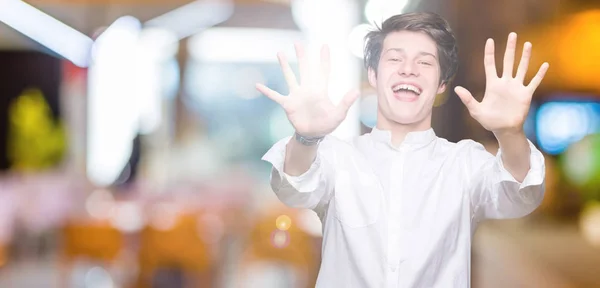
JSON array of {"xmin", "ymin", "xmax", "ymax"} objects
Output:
[{"xmin": 384, "ymin": 48, "xmax": 437, "ymax": 59}]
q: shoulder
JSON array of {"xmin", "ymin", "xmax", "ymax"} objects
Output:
[
  {"xmin": 350, "ymin": 132, "xmax": 373, "ymax": 147},
  {"xmin": 322, "ymin": 134, "xmax": 357, "ymax": 149},
  {"xmin": 429, "ymin": 137, "xmax": 493, "ymax": 161},
  {"xmin": 436, "ymin": 137, "xmax": 488, "ymax": 151}
]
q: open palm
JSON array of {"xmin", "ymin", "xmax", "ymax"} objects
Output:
[
  {"xmin": 256, "ymin": 44, "xmax": 359, "ymax": 138},
  {"xmin": 455, "ymin": 33, "xmax": 550, "ymax": 134}
]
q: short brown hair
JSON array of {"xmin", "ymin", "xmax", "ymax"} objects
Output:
[{"xmin": 363, "ymin": 12, "xmax": 458, "ymax": 85}]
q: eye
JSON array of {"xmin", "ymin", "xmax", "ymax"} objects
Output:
[
  {"xmin": 418, "ymin": 61, "xmax": 432, "ymax": 66},
  {"xmin": 389, "ymin": 58, "xmax": 400, "ymax": 62}
]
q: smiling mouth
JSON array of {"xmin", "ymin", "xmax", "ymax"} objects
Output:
[{"xmin": 392, "ymin": 84, "xmax": 421, "ymax": 102}]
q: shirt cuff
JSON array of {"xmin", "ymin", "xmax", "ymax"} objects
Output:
[
  {"xmin": 495, "ymin": 139, "xmax": 545, "ymax": 189},
  {"xmin": 261, "ymin": 136, "xmax": 323, "ymax": 193}
]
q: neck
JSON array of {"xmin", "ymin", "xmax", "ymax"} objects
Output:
[{"xmin": 376, "ymin": 111, "xmax": 432, "ymax": 147}]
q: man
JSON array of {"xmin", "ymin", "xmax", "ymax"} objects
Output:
[{"xmin": 256, "ymin": 12, "xmax": 549, "ymax": 288}]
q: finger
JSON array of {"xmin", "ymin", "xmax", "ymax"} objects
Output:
[
  {"xmin": 335, "ymin": 89, "xmax": 360, "ymax": 120},
  {"xmin": 502, "ymin": 32, "xmax": 517, "ymax": 78},
  {"xmin": 454, "ymin": 86, "xmax": 480, "ymax": 115},
  {"xmin": 483, "ymin": 38, "xmax": 498, "ymax": 80},
  {"xmin": 515, "ymin": 42, "xmax": 532, "ymax": 81},
  {"xmin": 527, "ymin": 62, "xmax": 550, "ymax": 92},
  {"xmin": 277, "ymin": 52, "xmax": 299, "ymax": 90},
  {"xmin": 319, "ymin": 45, "xmax": 331, "ymax": 93},
  {"xmin": 256, "ymin": 83, "xmax": 286, "ymax": 105},
  {"xmin": 295, "ymin": 43, "xmax": 309, "ymax": 85}
]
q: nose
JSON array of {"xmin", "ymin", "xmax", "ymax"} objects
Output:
[{"xmin": 398, "ymin": 61, "xmax": 419, "ymax": 77}]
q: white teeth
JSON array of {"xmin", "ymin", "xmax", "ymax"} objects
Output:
[{"xmin": 392, "ymin": 84, "xmax": 421, "ymax": 95}]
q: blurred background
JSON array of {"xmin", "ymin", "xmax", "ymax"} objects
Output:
[{"xmin": 0, "ymin": 0, "xmax": 599, "ymax": 287}]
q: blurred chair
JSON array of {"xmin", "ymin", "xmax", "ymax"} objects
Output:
[
  {"xmin": 59, "ymin": 220, "xmax": 125, "ymax": 287},
  {"xmin": 136, "ymin": 209, "xmax": 214, "ymax": 288},
  {"xmin": 0, "ymin": 242, "xmax": 6, "ymax": 268},
  {"xmin": 0, "ymin": 241, "xmax": 11, "ymax": 288},
  {"xmin": 236, "ymin": 209, "xmax": 320, "ymax": 288}
]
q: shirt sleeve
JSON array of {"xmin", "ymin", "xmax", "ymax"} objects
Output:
[
  {"xmin": 465, "ymin": 139, "xmax": 546, "ymax": 221},
  {"xmin": 261, "ymin": 136, "xmax": 336, "ymax": 211}
]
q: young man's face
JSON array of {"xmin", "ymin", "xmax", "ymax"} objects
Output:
[{"xmin": 368, "ymin": 30, "xmax": 447, "ymax": 127}]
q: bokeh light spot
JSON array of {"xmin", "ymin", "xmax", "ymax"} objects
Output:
[
  {"xmin": 271, "ymin": 230, "xmax": 290, "ymax": 249},
  {"xmin": 276, "ymin": 215, "xmax": 292, "ymax": 231}
]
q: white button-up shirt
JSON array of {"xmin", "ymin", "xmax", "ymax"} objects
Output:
[{"xmin": 262, "ymin": 127, "xmax": 545, "ymax": 288}]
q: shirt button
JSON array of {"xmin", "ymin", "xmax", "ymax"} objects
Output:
[{"xmin": 391, "ymin": 267, "xmax": 397, "ymax": 272}]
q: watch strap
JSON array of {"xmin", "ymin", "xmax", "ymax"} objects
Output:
[{"xmin": 294, "ymin": 132, "xmax": 325, "ymax": 146}]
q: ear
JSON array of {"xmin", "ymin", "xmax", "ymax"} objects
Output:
[
  {"xmin": 437, "ymin": 82, "xmax": 447, "ymax": 95},
  {"xmin": 368, "ymin": 67, "xmax": 377, "ymax": 88}
]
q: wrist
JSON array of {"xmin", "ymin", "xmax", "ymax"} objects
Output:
[
  {"xmin": 294, "ymin": 132, "xmax": 325, "ymax": 146},
  {"xmin": 492, "ymin": 127, "xmax": 525, "ymax": 139},
  {"xmin": 493, "ymin": 128, "xmax": 528, "ymax": 150}
]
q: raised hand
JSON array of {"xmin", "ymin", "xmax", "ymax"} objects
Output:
[
  {"xmin": 454, "ymin": 33, "xmax": 550, "ymax": 135},
  {"xmin": 256, "ymin": 44, "xmax": 360, "ymax": 138}
]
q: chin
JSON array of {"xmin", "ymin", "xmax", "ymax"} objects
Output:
[
  {"xmin": 390, "ymin": 104, "xmax": 422, "ymax": 120},
  {"xmin": 390, "ymin": 114, "xmax": 423, "ymax": 125},
  {"xmin": 377, "ymin": 93, "xmax": 433, "ymax": 125},
  {"xmin": 380, "ymin": 107, "xmax": 420, "ymax": 124}
]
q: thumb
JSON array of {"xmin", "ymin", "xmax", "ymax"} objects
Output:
[
  {"xmin": 335, "ymin": 89, "xmax": 360, "ymax": 119},
  {"xmin": 454, "ymin": 86, "xmax": 479, "ymax": 114}
]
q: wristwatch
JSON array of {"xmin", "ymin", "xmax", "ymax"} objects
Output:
[{"xmin": 294, "ymin": 132, "xmax": 325, "ymax": 146}]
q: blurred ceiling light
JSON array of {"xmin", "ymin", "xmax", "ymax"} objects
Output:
[
  {"xmin": 364, "ymin": 0, "xmax": 410, "ymax": 26},
  {"xmin": 88, "ymin": 16, "xmax": 178, "ymax": 187},
  {"xmin": 290, "ymin": 0, "xmax": 321, "ymax": 31},
  {"xmin": 348, "ymin": 23, "xmax": 373, "ymax": 59},
  {"xmin": 188, "ymin": 28, "xmax": 304, "ymax": 63},
  {"xmin": 87, "ymin": 16, "xmax": 179, "ymax": 186},
  {"xmin": 91, "ymin": 16, "xmax": 142, "ymax": 63},
  {"xmin": 145, "ymin": 0, "xmax": 234, "ymax": 40},
  {"xmin": 137, "ymin": 27, "xmax": 179, "ymax": 61},
  {"xmin": 134, "ymin": 28, "xmax": 178, "ymax": 135},
  {"xmin": 291, "ymin": 0, "xmax": 357, "ymax": 37},
  {"xmin": 87, "ymin": 16, "xmax": 142, "ymax": 187},
  {"xmin": 0, "ymin": 0, "xmax": 93, "ymax": 67}
]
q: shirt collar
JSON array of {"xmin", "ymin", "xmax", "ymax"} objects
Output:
[{"xmin": 370, "ymin": 126, "xmax": 437, "ymax": 149}]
